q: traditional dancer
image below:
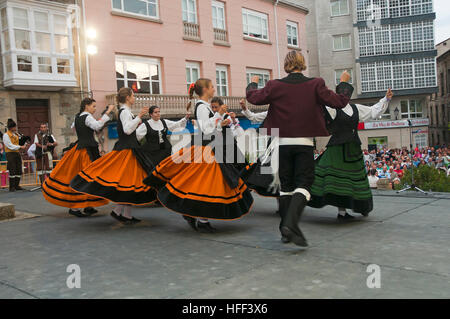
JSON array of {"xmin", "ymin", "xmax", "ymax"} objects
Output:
[
  {"xmin": 309, "ymin": 88, "xmax": 393, "ymax": 219},
  {"xmin": 143, "ymin": 79, "xmax": 253, "ymax": 233},
  {"xmin": 2, "ymin": 119, "xmax": 27, "ymax": 192},
  {"xmin": 42, "ymin": 98, "xmax": 113, "ymax": 217},
  {"xmin": 71, "ymin": 87, "xmax": 157, "ymax": 224},
  {"xmin": 246, "ymin": 51, "xmax": 353, "ymax": 247},
  {"xmin": 34, "ymin": 123, "xmax": 57, "ymax": 184},
  {"xmin": 138, "ymin": 105, "xmax": 189, "ymax": 166}
]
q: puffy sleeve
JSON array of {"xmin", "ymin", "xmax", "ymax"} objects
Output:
[
  {"xmin": 3, "ymin": 133, "xmax": 20, "ymax": 151},
  {"xmin": 165, "ymin": 118, "xmax": 187, "ymax": 131},
  {"xmin": 135, "ymin": 121, "xmax": 147, "ymax": 141},
  {"xmin": 120, "ymin": 109, "xmax": 141, "ymax": 135},
  {"xmin": 356, "ymin": 97, "xmax": 391, "ymax": 122},
  {"xmin": 242, "ymin": 109, "xmax": 268, "ymax": 122},
  {"xmin": 196, "ymin": 104, "xmax": 222, "ymax": 135},
  {"xmin": 85, "ymin": 114, "xmax": 110, "ymax": 132}
]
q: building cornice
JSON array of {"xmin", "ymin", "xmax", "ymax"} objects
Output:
[
  {"xmin": 262, "ymin": 0, "xmax": 309, "ymax": 14},
  {"xmin": 358, "ymin": 87, "xmax": 438, "ymax": 99},
  {"xmin": 0, "ymin": 0, "xmax": 73, "ymax": 11},
  {"xmin": 356, "ymin": 50, "xmax": 437, "ymax": 63}
]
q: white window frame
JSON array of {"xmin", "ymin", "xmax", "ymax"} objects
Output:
[
  {"xmin": 400, "ymin": 99, "xmax": 423, "ymax": 119},
  {"xmin": 242, "ymin": 8, "xmax": 269, "ymax": 42},
  {"xmin": 286, "ymin": 21, "xmax": 298, "ymax": 47},
  {"xmin": 330, "ymin": 0, "xmax": 350, "ymax": 17},
  {"xmin": 246, "ymin": 68, "xmax": 270, "ymax": 89},
  {"xmin": 0, "ymin": 1, "xmax": 75, "ymax": 87},
  {"xmin": 332, "ymin": 34, "xmax": 351, "ymax": 51},
  {"xmin": 115, "ymin": 55, "xmax": 162, "ymax": 94},
  {"xmin": 111, "ymin": 0, "xmax": 159, "ymax": 20},
  {"xmin": 212, "ymin": 0, "xmax": 225, "ymax": 30},
  {"xmin": 216, "ymin": 65, "xmax": 228, "ymax": 97},
  {"xmin": 334, "ymin": 69, "xmax": 353, "ymax": 85},
  {"xmin": 182, "ymin": 0, "xmax": 197, "ymax": 24},
  {"xmin": 186, "ymin": 61, "xmax": 200, "ymax": 92}
]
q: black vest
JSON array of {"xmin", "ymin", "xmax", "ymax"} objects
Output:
[
  {"xmin": 75, "ymin": 114, "xmax": 98, "ymax": 149},
  {"xmin": 113, "ymin": 108, "xmax": 141, "ymax": 151},
  {"xmin": 142, "ymin": 119, "xmax": 171, "ymax": 152},
  {"xmin": 326, "ymin": 104, "xmax": 362, "ymax": 147}
]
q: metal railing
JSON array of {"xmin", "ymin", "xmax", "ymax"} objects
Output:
[
  {"xmin": 106, "ymin": 94, "xmax": 268, "ymax": 117},
  {"xmin": 0, "ymin": 159, "xmax": 60, "ymax": 189},
  {"xmin": 183, "ymin": 21, "xmax": 201, "ymax": 40}
]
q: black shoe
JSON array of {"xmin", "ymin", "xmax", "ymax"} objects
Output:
[
  {"xmin": 337, "ymin": 212, "xmax": 355, "ymax": 220},
  {"xmin": 183, "ymin": 215, "xmax": 198, "ymax": 231},
  {"xmin": 110, "ymin": 211, "xmax": 128, "ymax": 223},
  {"xmin": 280, "ymin": 193, "xmax": 309, "ymax": 247},
  {"xmin": 281, "ymin": 236, "xmax": 290, "ymax": 244},
  {"xmin": 69, "ymin": 209, "xmax": 87, "ymax": 218},
  {"xmin": 83, "ymin": 207, "xmax": 98, "ymax": 216},
  {"xmin": 15, "ymin": 178, "xmax": 24, "ymax": 190},
  {"xmin": 196, "ymin": 221, "xmax": 217, "ymax": 233}
]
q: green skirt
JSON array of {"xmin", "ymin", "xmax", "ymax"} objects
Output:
[{"xmin": 309, "ymin": 142, "xmax": 373, "ymax": 215}]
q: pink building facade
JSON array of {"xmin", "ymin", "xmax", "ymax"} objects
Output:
[{"xmin": 83, "ymin": 0, "xmax": 309, "ymax": 109}]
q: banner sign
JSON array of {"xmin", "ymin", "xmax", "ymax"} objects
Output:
[{"xmin": 358, "ymin": 118, "xmax": 429, "ymax": 130}]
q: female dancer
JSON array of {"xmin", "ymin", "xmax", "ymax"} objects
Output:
[
  {"xmin": 71, "ymin": 88, "xmax": 157, "ymax": 224},
  {"xmin": 309, "ymin": 88, "xmax": 393, "ymax": 219},
  {"xmin": 137, "ymin": 105, "xmax": 189, "ymax": 166},
  {"xmin": 144, "ymin": 79, "xmax": 253, "ymax": 233},
  {"xmin": 42, "ymin": 98, "xmax": 113, "ymax": 217}
]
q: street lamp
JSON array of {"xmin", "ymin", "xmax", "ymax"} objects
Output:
[
  {"xmin": 87, "ymin": 44, "xmax": 98, "ymax": 55},
  {"xmin": 86, "ymin": 28, "xmax": 97, "ymax": 39},
  {"xmin": 394, "ymin": 107, "xmax": 399, "ymax": 120}
]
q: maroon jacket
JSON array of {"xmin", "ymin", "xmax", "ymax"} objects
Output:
[{"xmin": 246, "ymin": 73, "xmax": 354, "ymax": 137}]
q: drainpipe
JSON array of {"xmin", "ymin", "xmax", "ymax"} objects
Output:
[
  {"xmin": 74, "ymin": 4, "xmax": 83, "ymax": 99},
  {"xmin": 81, "ymin": 0, "xmax": 91, "ymax": 97},
  {"xmin": 274, "ymin": 0, "xmax": 281, "ymax": 78}
]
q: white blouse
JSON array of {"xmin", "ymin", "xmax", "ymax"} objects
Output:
[
  {"xmin": 119, "ymin": 104, "xmax": 142, "ymax": 135},
  {"xmin": 70, "ymin": 111, "xmax": 110, "ymax": 132},
  {"xmin": 195, "ymin": 100, "xmax": 223, "ymax": 135},
  {"xmin": 325, "ymin": 97, "xmax": 391, "ymax": 121},
  {"xmin": 136, "ymin": 117, "xmax": 188, "ymax": 141}
]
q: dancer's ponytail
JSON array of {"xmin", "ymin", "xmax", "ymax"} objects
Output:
[{"xmin": 186, "ymin": 79, "xmax": 212, "ymax": 112}]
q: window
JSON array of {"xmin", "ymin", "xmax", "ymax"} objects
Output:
[
  {"xmin": 246, "ymin": 68, "xmax": 270, "ymax": 89},
  {"xmin": 186, "ymin": 62, "xmax": 200, "ymax": 92},
  {"xmin": 0, "ymin": 2, "xmax": 75, "ymax": 87},
  {"xmin": 242, "ymin": 8, "xmax": 268, "ymax": 41},
  {"xmin": 212, "ymin": 1, "xmax": 225, "ymax": 30},
  {"xmin": 335, "ymin": 69, "xmax": 353, "ymax": 85},
  {"xmin": 182, "ymin": 0, "xmax": 197, "ymax": 24},
  {"xmin": 400, "ymin": 100, "xmax": 423, "ymax": 119},
  {"xmin": 360, "ymin": 58, "xmax": 436, "ymax": 93},
  {"xmin": 112, "ymin": 0, "xmax": 158, "ymax": 19},
  {"xmin": 286, "ymin": 21, "xmax": 298, "ymax": 47},
  {"xmin": 331, "ymin": 0, "xmax": 349, "ymax": 16},
  {"xmin": 116, "ymin": 55, "xmax": 161, "ymax": 94},
  {"xmin": 332, "ymin": 34, "xmax": 351, "ymax": 51},
  {"xmin": 358, "ymin": 21, "xmax": 434, "ymax": 57},
  {"xmin": 216, "ymin": 65, "xmax": 228, "ymax": 96},
  {"xmin": 356, "ymin": 0, "xmax": 432, "ymax": 21}
]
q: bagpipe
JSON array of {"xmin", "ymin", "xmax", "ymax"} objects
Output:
[
  {"xmin": 0, "ymin": 121, "xmax": 31, "ymax": 146},
  {"xmin": 35, "ymin": 125, "xmax": 55, "ymax": 159}
]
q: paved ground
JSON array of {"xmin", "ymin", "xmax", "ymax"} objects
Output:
[{"xmin": 0, "ymin": 188, "xmax": 449, "ymax": 299}]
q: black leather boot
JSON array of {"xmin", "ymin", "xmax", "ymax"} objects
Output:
[
  {"xmin": 15, "ymin": 177, "xmax": 24, "ymax": 190},
  {"xmin": 278, "ymin": 196, "xmax": 292, "ymax": 243},
  {"xmin": 280, "ymin": 193, "xmax": 308, "ymax": 247},
  {"xmin": 9, "ymin": 178, "xmax": 15, "ymax": 192}
]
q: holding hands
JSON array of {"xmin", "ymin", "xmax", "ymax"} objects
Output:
[{"xmin": 138, "ymin": 106, "xmax": 149, "ymax": 119}]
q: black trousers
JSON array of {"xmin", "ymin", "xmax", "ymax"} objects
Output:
[
  {"xmin": 278, "ymin": 145, "xmax": 314, "ymax": 194},
  {"xmin": 6, "ymin": 152, "xmax": 22, "ymax": 176}
]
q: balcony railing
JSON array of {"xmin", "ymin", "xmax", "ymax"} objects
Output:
[
  {"xmin": 183, "ymin": 21, "xmax": 201, "ymax": 41},
  {"xmin": 213, "ymin": 28, "xmax": 228, "ymax": 44},
  {"xmin": 106, "ymin": 94, "xmax": 268, "ymax": 117}
]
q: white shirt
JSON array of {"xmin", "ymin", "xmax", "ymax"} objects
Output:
[
  {"xmin": 119, "ymin": 104, "xmax": 142, "ymax": 135},
  {"xmin": 325, "ymin": 97, "xmax": 390, "ymax": 121},
  {"xmin": 136, "ymin": 117, "xmax": 188, "ymax": 141},
  {"xmin": 241, "ymin": 109, "xmax": 314, "ymax": 146},
  {"xmin": 70, "ymin": 111, "xmax": 110, "ymax": 132},
  {"xmin": 195, "ymin": 100, "xmax": 223, "ymax": 135},
  {"xmin": 34, "ymin": 133, "xmax": 56, "ymax": 145},
  {"xmin": 2, "ymin": 132, "xmax": 21, "ymax": 151},
  {"xmin": 27, "ymin": 143, "xmax": 36, "ymax": 158},
  {"xmin": 368, "ymin": 175, "xmax": 379, "ymax": 188}
]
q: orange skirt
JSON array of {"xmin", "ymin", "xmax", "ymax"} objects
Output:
[
  {"xmin": 70, "ymin": 149, "xmax": 157, "ymax": 206},
  {"xmin": 144, "ymin": 145, "xmax": 253, "ymax": 220},
  {"xmin": 42, "ymin": 146, "xmax": 108, "ymax": 208}
]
